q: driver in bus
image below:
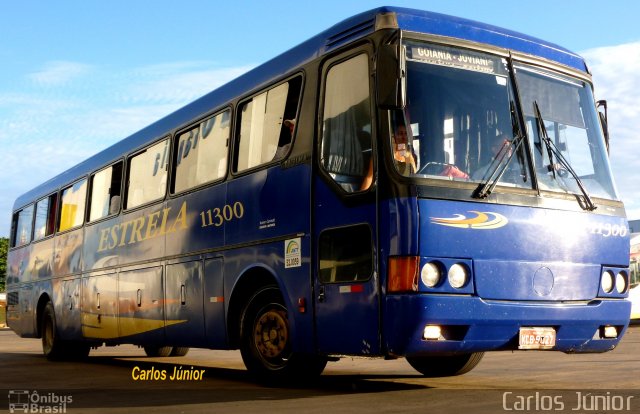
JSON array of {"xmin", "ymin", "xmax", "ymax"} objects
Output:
[
  {"xmin": 393, "ymin": 123, "xmax": 468, "ymax": 179},
  {"xmin": 392, "ymin": 123, "xmax": 418, "ymax": 176}
]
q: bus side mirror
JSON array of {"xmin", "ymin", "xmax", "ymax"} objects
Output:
[
  {"xmin": 377, "ymin": 44, "xmax": 406, "ymax": 109},
  {"xmin": 597, "ymin": 100, "xmax": 610, "ymax": 154}
]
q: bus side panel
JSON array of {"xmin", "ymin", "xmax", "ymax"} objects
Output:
[
  {"xmin": 8, "ymin": 245, "xmax": 32, "ymax": 285},
  {"xmin": 84, "ymin": 215, "xmax": 122, "ymax": 271},
  {"xmin": 224, "ymin": 164, "xmax": 314, "ymax": 353},
  {"xmin": 116, "ymin": 205, "xmax": 167, "ymax": 267},
  {"xmin": 53, "ymin": 276, "xmax": 83, "ymax": 341},
  {"xmin": 30, "ymin": 237, "xmax": 55, "ymax": 280},
  {"xmin": 223, "ymin": 238, "xmax": 315, "ymax": 354},
  {"xmin": 118, "ymin": 265, "xmax": 165, "ymax": 344},
  {"xmin": 165, "ymin": 185, "xmax": 227, "ymax": 257},
  {"xmin": 81, "ymin": 273, "xmax": 119, "ymax": 340},
  {"xmin": 7, "ymin": 245, "xmax": 36, "ymax": 337},
  {"xmin": 225, "ymin": 165, "xmax": 310, "ymax": 246},
  {"xmin": 53, "ymin": 228, "xmax": 83, "ymax": 277},
  {"xmin": 203, "ymin": 257, "xmax": 226, "ymax": 348},
  {"xmin": 164, "ymin": 259, "xmax": 207, "ymax": 348}
]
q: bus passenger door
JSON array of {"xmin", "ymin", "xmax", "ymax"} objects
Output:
[{"xmin": 313, "ymin": 50, "xmax": 380, "ymax": 355}]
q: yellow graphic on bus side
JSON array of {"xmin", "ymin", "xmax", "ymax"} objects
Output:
[
  {"xmin": 97, "ymin": 201, "xmax": 188, "ymax": 252},
  {"xmin": 431, "ymin": 211, "xmax": 508, "ymax": 229},
  {"xmin": 81, "ymin": 313, "xmax": 186, "ymax": 339}
]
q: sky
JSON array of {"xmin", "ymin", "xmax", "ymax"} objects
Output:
[{"xmin": 1, "ymin": 0, "xmax": 639, "ymax": 237}]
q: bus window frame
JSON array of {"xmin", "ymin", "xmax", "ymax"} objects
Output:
[
  {"xmin": 230, "ymin": 73, "xmax": 305, "ymax": 177},
  {"xmin": 317, "ymin": 44, "xmax": 377, "ymax": 196},
  {"xmin": 56, "ymin": 176, "xmax": 89, "ymax": 235},
  {"xmin": 86, "ymin": 158, "xmax": 125, "ymax": 225},
  {"xmin": 170, "ymin": 106, "xmax": 233, "ymax": 197},
  {"xmin": 9, "ymin": 203, "xmax": 35, "ymax": 249},
  {"xmin": 32, "ymin": 192, "xmax": 59, "ymax": 243},
  {"xmin": 123, "ymin": 136, "xmax": 171, "ymax": 212}
]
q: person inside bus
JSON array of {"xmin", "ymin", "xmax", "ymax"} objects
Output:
[
  {"xmin": 393, "ymin": 122, "xmax": 469, "ymax": 179},
  {"xmin": 392, "ymin": 123, "xmax": 418, "ymax": 176},
  {"xmin": 471, "ymin": 133, "xmax": 513, "ymax": 181},
  {"xmin": 274, "ymin": 119, "xmax": 295, "ymax": 160}
]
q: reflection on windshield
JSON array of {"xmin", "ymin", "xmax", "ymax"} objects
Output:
[
  {"xmin": 516, "ymin": 65, "xmax": 617, "ymax": 200},
  {"xmin": 396, "ymin": 42, "xmax": 528, "ymax": 188},
  {"xmin": 395, "ymin": 41, "xmax": 618, "ymax": 202}
]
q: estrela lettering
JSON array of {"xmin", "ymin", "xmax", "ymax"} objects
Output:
[{"xmin": 98, "ymin": 201, "xmax": 188, "ymax": 252}]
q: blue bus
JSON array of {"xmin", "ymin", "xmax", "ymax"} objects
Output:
[{"xmin": 6, "ymin": 7, "xmax": 632, "ymax": 380}]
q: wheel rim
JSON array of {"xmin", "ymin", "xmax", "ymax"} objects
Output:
[{"xmin": 253, "ymin": 307, "xmax": 290, "ymax": 363}]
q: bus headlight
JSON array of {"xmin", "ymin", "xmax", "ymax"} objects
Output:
[
  {"xmin": 421, "ymin": 262, "xmax": 441, "ymax": 288},
  {"xmin": 448, "ymin": 263, "xmax": 469, "ymax": 289},
  {"xmin": 601, "ymin": 270, "xmax": 614, "ymax": 293},
  {"xmin": 616, "ymin": 271, "xmax": 628, "ymax": 294}
]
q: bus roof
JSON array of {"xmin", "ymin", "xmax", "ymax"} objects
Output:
[{"xmin": 14, "ymin": 6, "xmax": 586, "ymax": 210}]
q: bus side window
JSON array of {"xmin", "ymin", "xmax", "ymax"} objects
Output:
[
  {"xmin": 172, "ymin": 110, "xmax": 230, "ymax": 194},
  {"xmin": 319, "ymin": 224, "xmax": 373, "ymax": 283},
  {"xmin": 320, "ymin": 53, "xmax": 373, "ymax": 193},
  {"xmin": 125, "ymin": 139, "xmax": 169, "ymax": 209},
  {"xmin": 58, "ymin": 179, "xmax": 88, "ymax": 232},
  {"xmin": 10, "ymin": 204, "xmax": 34, "ymax": 248},
  {"xmin": 88, "ymin": 161, "xmax": 123, "ymax": 222},
  {"xmin": 33, "ymin": 193, "xmax": 58, "ymax": 241},
  {"xmin": 233, "ymin": 76, "xmax": 302, "ymax": 173}
]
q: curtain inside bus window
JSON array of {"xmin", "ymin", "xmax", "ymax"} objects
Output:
[
  {"xmin": 59, "ymin": 179, "xmax": 87, "ymax": 232},
  {"xmin": 174, "ymin": 110, "xmax": 230, "ymax": 193},
  {"xmin": 236, "ymin": 83, "xmax": 289, "ymax": 172},
  {"xmin": 321, "ymin": 53, "xmax": 372, "ymax": 192},
  {"xmin": 126, "ymin": 139, "xmax": 169, "ymax": 209}
]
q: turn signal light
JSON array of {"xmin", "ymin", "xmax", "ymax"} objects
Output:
[{"xmin": 388, "ymin": 256, "xmax": 419, "ymax": 293}]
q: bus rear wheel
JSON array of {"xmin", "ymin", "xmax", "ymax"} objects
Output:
[
  {"xmin": 170, "ymin": 347, "xmax": 190, "ymax": 357},
  {"xmin": 406, "ymin": 352, "xmax": 484, "ymax": 377},
  {"xmin": 144, "ymin": 346, "xmax": 173, "ymax": 357},
  {"xmin": 41, "ymin": 302, "xmax": 90, "ymax": 360},
  {"xmin": 41, "ymin": 302, "xmax": 65, "ymax": 360},
  {"xmin": 240, "ymin": 286, "xmax": 326, "ymax": 382}
]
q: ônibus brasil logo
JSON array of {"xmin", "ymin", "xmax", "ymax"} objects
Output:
[{"xmin": 430, "ymin": 211, "xmax": 509, "ymax": 229}]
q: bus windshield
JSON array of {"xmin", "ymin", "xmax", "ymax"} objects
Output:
[{"xmin": 393, "ymin": 41, "xmax": 618, "ymax": 201}]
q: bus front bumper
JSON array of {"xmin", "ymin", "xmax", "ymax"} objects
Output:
[{"xmin": 384, "ymin": 295, "xmax": 631, "ymax": 356}]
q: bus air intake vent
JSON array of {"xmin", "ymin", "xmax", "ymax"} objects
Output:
[{"xmin": 326, "ymin": 18, "xmax": 376, "ymax": 48}]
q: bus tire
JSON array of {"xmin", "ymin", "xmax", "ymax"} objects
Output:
[
  {"xmin": 406, "ymin": 352, "xmax": 484, "ymax": 377},
  {"xmin": 41, "ymin": 302, "xmax": 66, "ymax": 360},
  {"xmin": 144, "ymin": 346, "xmax": 173, "ymax": 357},
  {"xmin": 170, "ymin": 347, "xmax": 190, "ymax": 357},
  {"xmin": 240, "ymin": 286, "xmax": 326, "ymax": 382}
]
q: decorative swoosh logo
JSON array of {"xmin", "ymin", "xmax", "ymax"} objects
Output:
[{"xmin": 430, "ymin": 211, "xmax": 508, "ymax": 229}]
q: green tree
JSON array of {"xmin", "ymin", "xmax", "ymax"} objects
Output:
[{"xmin": 0, "ymin": 237, "xmax": 8, "ymax": 292}]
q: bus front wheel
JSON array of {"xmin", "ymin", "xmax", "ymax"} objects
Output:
[
  {"xmin": 406, "ymin": 352, "xmax": 484, "ymax": 377},
  {"xmin": 239, "ymin": 286, "xmax": 326, "ymax": 381}
]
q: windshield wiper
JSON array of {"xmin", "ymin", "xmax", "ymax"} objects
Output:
[
  {"xmin": 473, "ymin": 101, "xmax": 527, "ymax": 199},
  {"xmin": 533, "ymin": 101, "xmax": 597, "ymax": 211}
]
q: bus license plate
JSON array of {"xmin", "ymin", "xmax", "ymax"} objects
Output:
[{"xmin": 518, "ymin": 327, "xmax": 556, "ymax": 349}]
